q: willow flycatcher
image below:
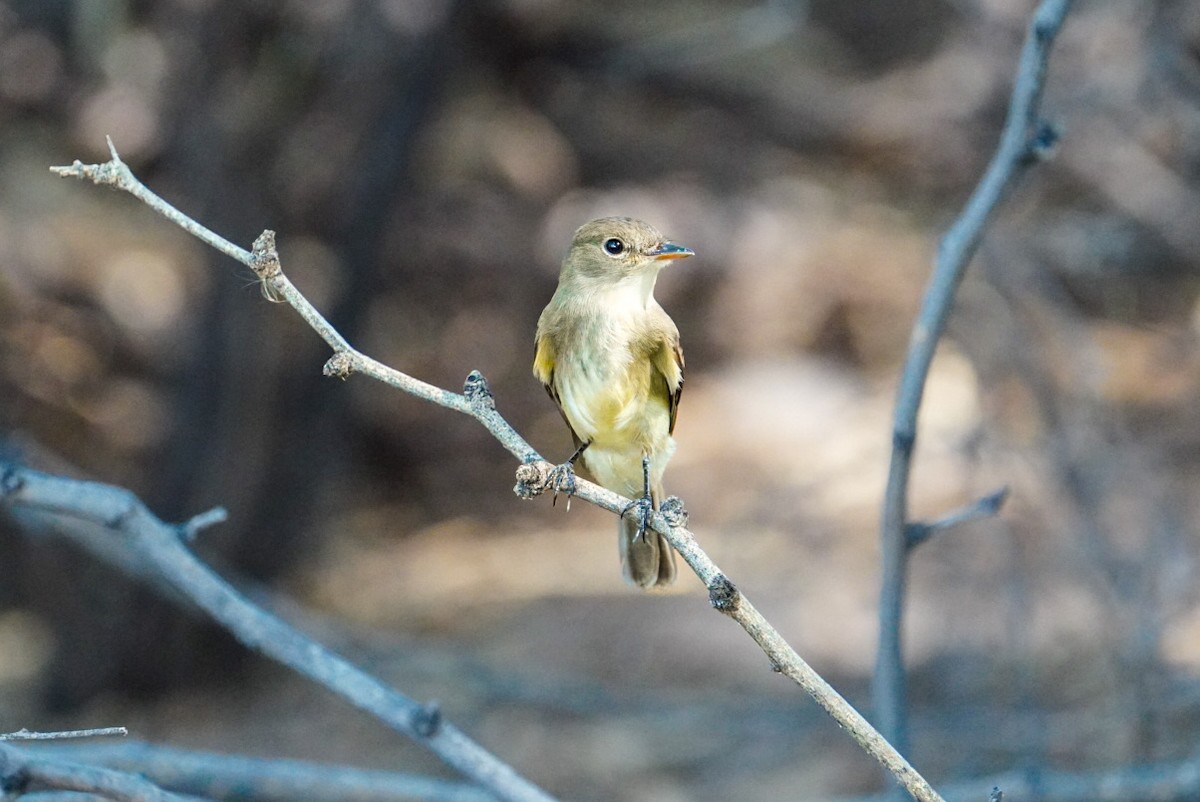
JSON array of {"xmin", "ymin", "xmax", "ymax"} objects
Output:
[{"xmin": 534, "ymin": 217, "xmax": 692, "ymax": 588}]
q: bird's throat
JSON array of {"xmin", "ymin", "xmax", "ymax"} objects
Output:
[{"xmin": 594, "ymin": 269, "xmax": 660, "ymax": 313}]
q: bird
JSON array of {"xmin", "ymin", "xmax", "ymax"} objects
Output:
[{"xmin": 533, "ymin": 217, "xmax": 692, "ymax": 588}]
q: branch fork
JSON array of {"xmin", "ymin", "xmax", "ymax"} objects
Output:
[{"xmin": 874, "ymin": 0, "xmax": 1074, "ymax": 760}]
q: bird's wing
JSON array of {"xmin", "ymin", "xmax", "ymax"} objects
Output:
[
  {"xmin": 651, "ymin": 331, "xmax": 685, "ymax": 435},
  {"xmin": 533, "ymin": 334, "xmax": 585, "ymax": 450}
]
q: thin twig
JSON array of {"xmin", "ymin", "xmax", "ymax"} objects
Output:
[
  {"xmin": 0, "ymin": 728, "xmax": 128, "ymax": 742},
  {"xmin": 905, "ymin": 488, "xmax": 1009, "ymax": 549},
  {"xmin": 29, "ymin": 740, "xmax": 498, "ymax": 802},
  {"xmin": 51, "ymin": 149, "xmax": 944, "ymax": 802},
  {"xmin": 874, "ymin": 0, "xmax": 1075, "ymax": 756},
  {"xmin": 177, "ymin": 507, "xmax": 227, "ymax": 542},
  {"xmin": 0, "ymin": 463, "xmax": 552, "ymax": 802},
  {"xmin": 0, "ymin": 741, "xmax": 202, "ymax": 802}
]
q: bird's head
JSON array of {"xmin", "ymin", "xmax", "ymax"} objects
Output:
[{"xmin": 562, "ymin": 217, "xmax": 693, "ymax": 284}]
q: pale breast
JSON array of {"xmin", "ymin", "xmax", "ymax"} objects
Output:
[{"xmin": 554, "ymin": 319, "xmax": 671, "ymax": 450}]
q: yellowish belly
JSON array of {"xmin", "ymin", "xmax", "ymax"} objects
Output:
[
  {"xmin": 558, "ymin": 358, "xmax": 667, "ymax": 449},
  {"xmin": 555, "ymin": 358, "xmax": 674, "ymax": 497}
]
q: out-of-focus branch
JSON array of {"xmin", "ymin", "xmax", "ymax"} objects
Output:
[
  {"xmin": 834, "ymin": 754, "xmax": 1200, "ymax": 802},
  {"xmin": 874, "ymin": 0, "xmax": 1075, "ymax": 757},
  {"xmin": 906, "ymin": 488, "xmax": 1009, "ymax": 549},
  {"xmin": 0, "ymin": 463, "xmax": 552, "ymax": 802},
  {"xmin": 51, "ymin": 144, "xmax": 946, "ymax": 802},
  {"xmin": 30, "ymin": 740, "xmax": 497, "ymax": 802},
  {"xmin": 17, "ymin": 796, "xmax": 153, "ymax": 801},
  {"xmin": 0, "ymin": 729, "xmax": 128, "ymax": 742},
  {"xmin": 0, "ymin": 742, "xmax": 203, "ymax": 802}
]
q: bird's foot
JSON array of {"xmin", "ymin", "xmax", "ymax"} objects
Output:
[
  {"xmin": 622, "ymin": 493, "xmax": 654, "ymax": 542},
  {"xmin": 547, "ymin": 462, "xmax": 578, "ymax": 509}
]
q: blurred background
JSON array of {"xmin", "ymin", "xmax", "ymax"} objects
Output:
[{"xmin": 2, "ymin": 0, "xmax": 1200, "ymax": 799}]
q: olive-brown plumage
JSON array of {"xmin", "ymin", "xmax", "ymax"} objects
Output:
[{"xmin": 534, "ymin": 217, "xmax": 691, "ymax": 588}]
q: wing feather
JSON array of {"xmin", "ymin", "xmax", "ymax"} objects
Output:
[
  {"xmin": 534, "ymin": 334, "xmax": 584, "ymax": 450},
  {"xmin": 650, "ymin": 332, "xmax": 685, "ymax": 435}
]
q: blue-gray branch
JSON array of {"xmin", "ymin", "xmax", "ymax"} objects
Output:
[{"xmin": 874, "ymin": 0, "xmax": 1076, "ymax": 760}]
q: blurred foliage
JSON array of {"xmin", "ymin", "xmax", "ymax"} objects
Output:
[{"xmin": 4, "ymin": 0, "xmax": 1200, "ymax": 799}]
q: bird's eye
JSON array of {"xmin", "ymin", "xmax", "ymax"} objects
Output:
[{"xmin": 603, "ymin": 238, "xmax": 625, "ymax": 256}]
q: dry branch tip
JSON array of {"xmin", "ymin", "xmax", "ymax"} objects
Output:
[
  {"xmin": 50, "ymin": 139, "xmax": 127, "ymax": 188},
  {"xmin": 48, "ymin": 159, "xmax": 84, "ymax": 177},
  {"xmin": 179, "ymin": 507, "xmax": 228, "ymax": 542},
  {"xmin": 49, "ymin": 158, "xmax": 120, "ymax": 186}
]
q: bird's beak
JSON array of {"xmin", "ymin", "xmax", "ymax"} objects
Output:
[{"xmin": 647, "ymin": 241, "xmax": 694, "ymax": 261}]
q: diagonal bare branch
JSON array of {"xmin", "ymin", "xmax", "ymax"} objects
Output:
[
  {"xmin": 834, "ymin": 753, "xmax": 1200, "ymax": 802},
  {"xmin": 50, "ymin": 146, "xmax": 945, "ymax": 802}
]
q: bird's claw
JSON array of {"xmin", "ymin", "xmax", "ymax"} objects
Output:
[
  {"xmin": 622, "ymin": 494, "xmax": 654, "ymax": 542},
  {"xmin": 548, "ymin": 462, "xmax": 578, "ymax": 509}
]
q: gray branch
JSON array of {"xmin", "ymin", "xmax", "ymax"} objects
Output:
[
  {"xmin": 0, "ymin": 742, "xmax": 205, "ymax": 802},
  {"xmin": 50, "ymin": 150, "xmax": 944, "ymax": 802},
  {"xmin": 875, "ymin": 0, "xmax": 1075, "ymax": 756},
  {"xmin": 0, "ymin": 463, "xmax": 549, "ymax": 802},
  {"xmin": 0, "ymin": 729, "xmax": 128, "ymax": 742},
  {"xmin": 26, "ymin": 741, "xmax": 497, "ymax": 802}
]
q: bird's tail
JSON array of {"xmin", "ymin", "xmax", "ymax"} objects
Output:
[{"xmin": 619, "ymin": 488, "xmax": 677, "ymax": 588}]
